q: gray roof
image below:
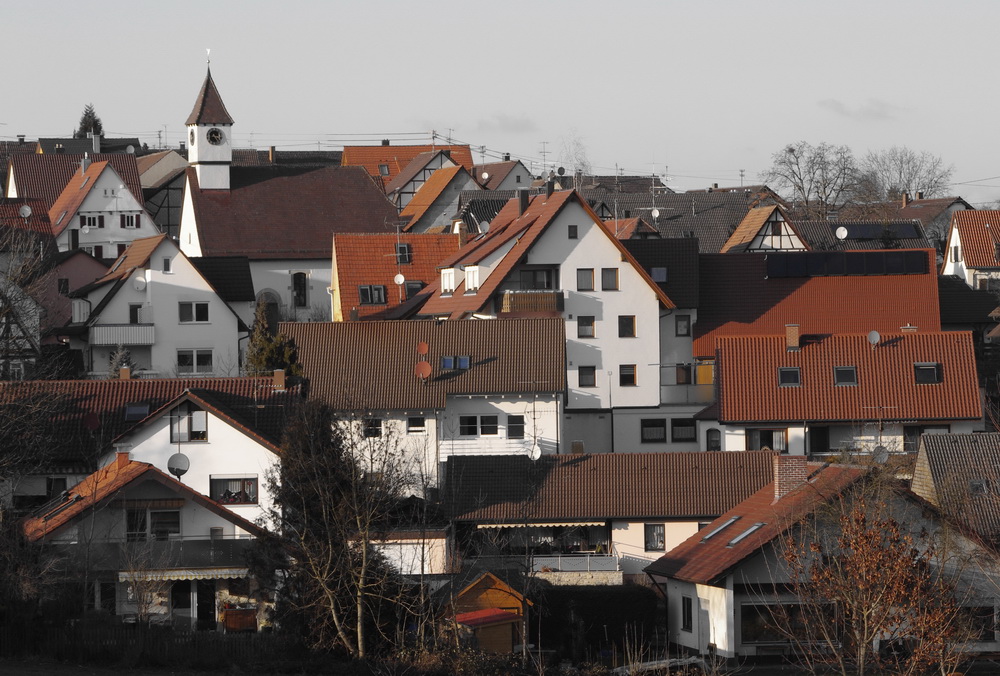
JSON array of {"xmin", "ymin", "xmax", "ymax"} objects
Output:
[
  {"xmin": 190, "ymin": 256, "xmax": 256, "ymax": 303},
  {"xmin": 795, "ymin": 220, "xmax": 931, "ymax": 250},
  {"xmin": 621, "ymin": 238, "xmax": 700, "ymax": 308}
]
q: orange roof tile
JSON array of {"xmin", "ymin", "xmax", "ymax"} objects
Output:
[
  {"xmin": 73, "ymin": 234, "xmax": 167, "ymax": 294},
  {"xmin": 607, "ymin": 217, "xmax": 658, "ymax": 240},
  {"xmin": 341, "ymin": 144, "xmax": 474, "ymax": 184},
  {"xmin": 951, "ymin": 210, "xmax": 1000, "ymax": 269},
  {"xmin": 9, "ymin": 153, "xmax": 143, "ymax": 213},
  {"xmin": 0, "ymin": 198, "xmax": 52, "ymax": 237},
  {"xmin": 47, "ymin": 161, "xmax": 112, "ymax": 236},
  {"xmin": 716, "ymin": 332, "xmax": 982, "ymax": 423},
  {"xmin": 645, "ymin": 463, "xmax": 865, "ymax": 583},
  {"xmin": 331, "ymin": 232, "xmax": 462, "ymax": 320},
  {"xmin": 399, "ymin": 165, "xmax": 465, "ymax": 226},
  {"xmin": 185, "ymin": 68, "xmax": 234, "ymax": 125},
  {"xmin": 693, "ymin": 251, "xmax": 941, "ymax": 357}
]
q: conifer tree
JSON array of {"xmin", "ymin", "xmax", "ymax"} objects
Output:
[{"xmin": 73, "ymin": 104, "xmax": 103, "ymax": 140}]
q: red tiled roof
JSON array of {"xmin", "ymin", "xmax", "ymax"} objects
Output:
[
  {"xmin": 23, "ymin": 457, "xmax": 261, "ymax": 542},
  {"xmin": 950, "ymin": 210, "xmax": 1000, "ymax": 269},
  {"xmin": 399, "ymin": 165, "xmax": 465, "ymax": 227},
  {"xmin": 608, "ymin": 217, "xmax": 658, "ymax": 240},
  {"xmin": 383, "ymin": 151, "xmax": 440, "ymax": 194},
  {"xmin": 331, "ymin": 232, "xmax": 462, "ymax": 319},
  {"xmin": 716, "ymin": 332, "xmax": 982, "ymax": 423},
  {"xmin": 474, "ymin": 161, "xmax": 518, "ymax": 190},
  {"xmin": 420, "ymin": 190, "xmax": 673, "ymax": 318},
  {"xmin": 186, "ymin": 166, "xmax": 400, "ymax": 259},
  {"xmin": 280, "ymin": 318, "xmax": 566, "ymax": 410},
  {"xmin": 72, "ymin": 234, "xmax": 168, "ymax": 295},
  {"xmin": 693, "ymin": 251, "xmax": 941, "ymax": 357},
  {"xmin": 185, "ymin": 68, "xmax": 234, "ymax": 126},
  {"xmin": 8, "ymin": 153, "xmax": 143, "ymax": 212},
  {"xmin": 0, "ymin": 198, "xmax": 52, "ymax": 236},
  {"xmin": 47, "ymin": 161, "xmax": 111, "ymax": 236},
  {"xmin": 645, "ymin": 463, "xmax": 865, "ymax": 583},
  {"xmin": 341, "ymin": 145, "xmax": 474, "ymax": 184}
]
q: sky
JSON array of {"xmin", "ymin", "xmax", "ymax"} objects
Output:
[{"xmin": 3, "ymin": 0, "xmax": 999, "ymax": 204}]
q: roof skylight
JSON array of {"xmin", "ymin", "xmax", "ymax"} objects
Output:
[
  {"xmin": 701, "ymin": 516, "xmax": 740, "ymax": 542},
  {"xmin": 727, "ymin": 522, "xmax": 766, "ymax": 547}
]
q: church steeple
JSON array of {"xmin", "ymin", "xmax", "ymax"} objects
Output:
[{"xmin": 186, "ymin": 66, "xmax": 233, "ymax": 190}]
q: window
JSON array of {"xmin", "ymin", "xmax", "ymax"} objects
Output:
[
  {"xmin": 363, "ymin": 418, "xmax": 382, "ymax": 438},
  {"xmin": 58, "ymin": 278, "xmax": 69, "ymax": 295},
  {"xmin": 519, "ymin": 268, "xmax": 556, "ymax": 290},
  {"xmin": 162, "ymin": 257, "xmax": 171, "ymax": 273},
  {"xmin": 124, "ymin": 402, "xmax": 150, "ymax": 422},
  {"xmin": 834, "ymin": 366, "xmax": 858, "ymax": 386},
  {"xmin": 178, "ymin": 301, "xmax": 209, "ymax": 323},
  {"xmin": 618, "ymin": 315, "xmax": 636, "ymax": 338},
  {"xmin": 459, "ymin": 416, "xmax": 478, "ymax": 436},
  {"xmin": 951, "ymin": 245, "xmax": 962, "ymax": 262},
  {"xmin": 441, "ymin": 269, "xmax": 456, "ymax": 294},
  {"xmin": 441, "ymin": 355, "xmax": 454, "ymax": 369},
  {"xmin": 961, "ymin": 606, "xmax": 997, "ymax": 641},
  {"xmin": 651, "ymin": 267, "xmax": 667, "ymax": 283},
  {"xmin": 578, "ymin": 316, "xmax": 595, "ymax": 338},
  {"xmin": 641, "ymin": 419, "xmax": 667, "ymax": 443},
  {"xmin": 126, "ymin": 509, "xmax": 147, "ymax": 542},
  {"xmin": 464, "ymin": 266, "xmax": 480, "ymax": 291},
  {"xmin": 210, "ymin": 476, "xmax": 258, "ymax": 505},
  {"xmin": 568, "ymin": 225, "xmax": 578, "ymax": 239},
  {"xmin": 93, "ymin": 245, "xmax": 104, "ymax": 259},
  {"xmin": 358, "ymin": 285, "xmax": 387, "ymax": 305},
  {"xmin": 378, "ymin": 164, "xmax": 390, "ymax": 176},
  {"xmin": 672, "ymin": 418, "xmax": 697, "ymax": 442},
  {"xmin": 601, "ymin": 268, "xmax": 619, "ymax": 290},
  {"xmin": 480, "ymin": 415, "xmax": 498, "ymax": 435},
  {"xmin": 507, "ymin": 415, "xmax": 525, "ymax": 439},
  {"xmin": 778, "ymin": 367, "xmax": 801, "ymax": 387},
  {"xmin": 292, "ymin": 272, "xmax": 308, "ymax": 307},
  {"xmin": 706, "ymin": 428, "xmax": 722, "ymax": 452},
  {"xmin": 80, "ymin": 214, "xmax": 105, "ymax": 230},
  {"xmin": 681, "ymin": 596, "xmax": 693, "ymax": 632},
  {"xmin": 914, "ymin": 362, "xmax": 943, "ymax": 384},
  {"xmin": 619, "ymin": 364, "xmax": 636, "ymax": 386},
  {"xmin": 701, "ymin": 516, "xmax": 740, "ymax": 542},
  {"xmin": 728, "ymin": 522, "xmax": 765, "ymax": 547},
  {"xmin": 441, "ymin": 355, "xmax": 471, "ymax": 370},
  {"xmin": 120, "ymin": 214, "xmax": 138, "ymax": 229},
  {"xmin": 747, "ymin": 428, "xmax": 787, "ymax": 452},
  {"xmin": 177, "ymin": 349, "xmax": 213, "ymax": 375},
  {"xmin": 579, "ymin": 366, "xmax": 596, "ymax": 388},
  {"xmin": 117, "ymin": 243, "xmax": 127, "ymax": 256},
  {"xmin": 171, "ymin": 403, "xmax": 208, "ymax": 442},
  {"xmin": 395, "ymin": 243, "xmax": 412, "ymax": 264},
  {"xmin": 676, "ymin": 314, "xmax": 691, "ymax": 337},
  {"xmin": 150, "ymin": 511, "xmax": 181, "ymax": 541},
  {"xmin": 129, "ymin": 304, "xmax": 142, "ymax": 325},
  {"xmin": 407, "ymin": 417, "xmax": 426, "ymax": 434},
  {"xmin": 404, "ymin": 281, "xmax": 425, "ymax": 299},
  {"xmin": 644, "ymin": 523, "xmax": 665, "ymax": 551},
  {"xmin": 46, "ymin": 477, "xmax": 68, "ymax": 500},
  {"xmin": 675, "ymin": 364, "xmax": 692, "ymax": 385},
  {"xmin": 576, "ymin": 268, "xmax": 594, "ymax": 291}
]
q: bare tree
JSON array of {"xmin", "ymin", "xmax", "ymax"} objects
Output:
[
  {"xmin": 857, "ymin": 146, "xmax": 953, "ymax": 203},
  {"xmin": 761, "ymin": 141, "xmax": 860, "ymax": 220}
]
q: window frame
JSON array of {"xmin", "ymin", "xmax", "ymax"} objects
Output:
[
  {"xmin": 681, "ymin": 596, "xmax": 694, "ymax": 632},
  {"xmin": 170, "ymin": 402, "xmax": 208, "ymax": 442},
  {"xmin": 178, "ymin": 301, "xmax": 209, "ymax": 323},
  {"xmin": 210, "ymin": 476, "xmax": 259, "ymax": 505},
  {"xmin": 363, "ymin": 418, "xmax": 382, "ymax": 438},
  {"xmin": 576, "ymin": 268, "xmax": 595, "ymax": 291},
  {"xmin": 129, "ymin": 303, "xmax": 143, "ymax": 325},
  {"xmin": 778, "ymin": 367, "xmax": 801, "ymax": 387},
  {"xmin": 567, "ymin": 224, "xmax": 578, "ymax": 239},
  {"xmin": 177, "ymin": 349, "xmax": 213, "ymax": 375},
  {"xmin": 292, "ymin": 272, "xmax": 308, "ymax": 308},
  {"xmin": 459, "ymin": 415, "xmax": 478, "ymax": 436},
  {"xmin": 395, "ymin": 243, "xmax": 413, "ymax": 264},
  {"xmin": 618, "ymin": 315, "xmax": 636, "ymax": 338},
  {"xmin": 358, "ymin": 284, "xmax": 387, "ymax": 305},
  {"xmin": 834, "ymin": 366, "xmax": 858, "ymax": 386},
  {"xmin": 640, "ymin": 418, "xmax": 667, "ymax": 443},
  {"xmin": 747, "ymin": 428, "xmax": 788, "ymax": 452},
  {"xmin": 479, "ymin": 415, "xmax": 499, "ymax": 436},
  {"xmin": 671, "ymin": 418, "xmax": 697, "ymax": 443},
  {"xmin": 407, "ymin": 416, "xmax": 426, "ymax": 434},
  {"xmin": 507, "ymin": 415, "xmax": 525, "ymax": 439},
  {"xmin": 676, "ymin": 314, "xmax": 691, "ymax": 337},
  {"xmin": 601, "ymin": 268, "xmax": 619, "ymax": 291},
  {"xmin": 579, "ymin": 366, "xmax": 597, "ymax": 388},
  {"xmin": 619, "ymin": 364, "xmax": 637, "ymax": 387},
  {"xmin": 577, "ymin": 315, "xmax": 596, "ymax": 338},
  {"xmin": 914, "ymin": 362, "xmax": 943, "ymax": 384},
  {"xmin": 644, "ymin": 523, "xmax": 666, "ymax": 552}
]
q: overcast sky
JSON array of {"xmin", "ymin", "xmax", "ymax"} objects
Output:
[{"xmin": 4, "ymin": 0, "xmax": 998, "ymax": 203}]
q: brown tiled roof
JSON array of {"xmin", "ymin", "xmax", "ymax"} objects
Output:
[
  {"xmin": 37, "ymin": 138, "xmax": 140, "ymax": 155},
  {"xmin": 186, "ymin": 166, "xmax": 401, "ymax": 259},
  {"xmin": 189, "ymin": 256, "xmax": 256, "ymax": 302},
  {"xmin": 0, "ymin": 377, "xmax": 300, "ymax": 466},
  {"xmin": 645, "ymin": 463, "xmax": 865, "ymax": 583},
  {"xmin": 280, "ymin": 318, "xmax": 566, "ymax": 410},
  {"xmin": 419, "ymin": 190, "xmax": 673, "ymax": 318},
  {"xmin": 342, "ymin": 145, "xmax": 475, "ymax": 184},
  {"xmin": 384, "ymin": 151, "xmax": 440, "ymax": 194},
  {"xmin": 913, "ymin": 433, "xmax": 1000, "ymax": 541},
  {"xmin": 693, "ymin": 251, "xmax": 942, "ymax": 357},
  {"xmin": 331, "ymin": 233, "xmax": 462, "ymax": 320},
  {"xmin": 716, "ymin": 333, "xmax": 982, "ymax": 423},
  {"xmin": 621, "ymin": 238, "xmax": 700, "ymax": 308},
  {"xmin": 607, "ymin": 217, "xmax": 659, "ymax": 240},
  {"xmin": 23, "ymin": 457, "xmax": 261, "ymax": 542},
  {"xmin": 950, "ymin": 210, "xmax": 1000, "ymax": 269},
  {"xmin": 0, "ymin": 197, "xmax": 53, "ymax": 236},
  {"xmin": 8, "ymin": 153, "xmax": 143, "ymax": 212},
  {"xmin": 185, "ymin": 68, "xmax": 234, "ymax": 125},
  {"xmin": 836, "ymin": 196, "xmax": 972, "ymax": 227},
  {"xmin": 47, "ymin": 160, "xmax": 110, "ymax": 236},
  {"xmin": 474, "ymin": 161, "xmax": 519, "ymax": 190},
  {"xmin": 445, "ymin": 452, "xmax": 776, "ymax": 523},
  {"xmin": 399, "ymin": 165, "xmax": 466, "ymax": 226},
  {"xmin": 794, "ymin": 220, "xmax": 930, "ymax": 251},
  {"xmin": 720, "ymin": 205, "xmax": 804, "ymax": 253},
  {"xmin": 72, "ymin": 234, "xmax": 168, "ymax": 296}
]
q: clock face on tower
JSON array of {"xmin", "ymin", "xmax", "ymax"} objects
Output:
[{"xmin": 207, "ymin": 128, "xmax": 224, "ymax": 146}]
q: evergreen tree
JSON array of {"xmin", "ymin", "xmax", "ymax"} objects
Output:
[
  {"xmin": 73, "ymin": 104, "xmax": 103, "ymax": 140},
  {"xmin": 245, "ymin": 299, "xmax": 302, "ymax": 377},
  {"xmin": 107, "ymin": 344, "xmax": 137, "ymax": 379}
]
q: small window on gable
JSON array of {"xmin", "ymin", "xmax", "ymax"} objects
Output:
[
  {"xmin": 914, "ymin": 362, "xmax": 943, "ymax": 384},
  {"xmin": 378, "ymin": 164, "xmax": 390, "ymax": 176},
  {"xmin": 170, "ymin": 402, "xmax": 208, "ymax": 442},
  {"xmin": 778, "ymin": 367, "xmax": 801, "ymax": 387},
  {"xmin": 651, "ymin": 267, "xmax": 667, "ymax": 283},
  {"xmin": 834, "ymin": 366, "xmax": 858, "ymax": 386},
  {"xmin": 618, "ymin": 315, "xmax": 636, "ymax": 338},
  {"xmin": 162, "ymin": 257, "xmax": 172, "ymax": 273},
  {"xmin": 577, "ymin": 268, "xmax": 594, "ymax": 291},
  {"xmin": 578, "ymin": 316, "xmax": 595, "ymax": 338},
  {"xmin": 568, "ymin": 225, "xmax": 578, "ymax": 239}
]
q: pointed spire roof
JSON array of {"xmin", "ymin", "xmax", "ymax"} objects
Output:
[{"xmin": 186, "ymin": 67, "xmax": 234, "ymax": 126}]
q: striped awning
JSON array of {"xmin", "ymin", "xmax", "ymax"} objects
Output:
[
  {"xmin": 119, "ymin": 567, "xmax": 248, "ymax": 582},
  {"xmin": 477, "ymin": 522, "xmax": 604, "ymax": 529}
]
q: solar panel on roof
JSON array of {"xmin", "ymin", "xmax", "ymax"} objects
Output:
[
  {"xmin": 842, "ymin": 223, "xmax": 919, "ymax": 240},
  {"xmin": 765, "ymin": 251, "xmax": 928, "ymax": 278}
]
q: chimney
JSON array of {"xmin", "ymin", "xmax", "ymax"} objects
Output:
[
  {"xmin": 92, "ymin": 132, "xmax": 101, "ymax": 154},
  {"xmin": 901, "ymin": 192, "xmax": 910, "ymax": 208},
  {"xmin": 713, "ymin": 183, "xmax": 719, "ymax": 189},
  {"xmin": 118, "ymin": 366, "xmax": 130, "ymax": 380},
  {"xmin": 381, "ymin": 139, "xmax": 390, "ymax": 146},
  {"xmin": 80, "ymin": 152, "xmax": 91, "ymax": 173},
  {"xmin": 55, "ymin": 144, "xmax": 64, "ymax": 154},
  {"xmin": 517, "ymin": 187, "xmax": 529, "ymax": 216},
  {"xmin": 774, "ymin": 454, "xmax": 809, "ymax": 501},
  {"xmin": 273, "ymin": 368, "xmax": 286, "ymax": 391},
  {"xmin": 546, "ymin": 178, "xmax": 554, "ymax": 198},
  {"xmin": 915, "ymin": 190, "xmax": 924, "ymax": 200},
  {"xmin": 179, "ymin": 141, "xmax": 186, "ymax": 152},
  {"xmin": 503, "ymin": 153, "xmax": 511, "ymax": 162},
  {"xmin": 785, "ymin": 324, "xmax": 800, "ymax": 351},
  {"xmin": 901, "ymin": 324, "xmax": 918, "ymax": 333},
  {"xmin": 269, "ymin": 146, "xmax": 276, "ymax": 164},
  {"xmin": 16, "ymin": 135, "xmax": 25, "ymax": 144},
  {"xmin": 116, "ymin": 450, "xmax": 130, "ymax": 471}
]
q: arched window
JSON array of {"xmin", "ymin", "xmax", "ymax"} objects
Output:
[{"xmin": 706, "ymin": 428, "xmax": 722, "ymax": 452}]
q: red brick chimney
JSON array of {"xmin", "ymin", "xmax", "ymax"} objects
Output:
[
  {"xmin": 116, "ymin": 451, "xmax": 130, "ymax": 471},
  {"xmin": 901, "ymin": 192, "xmax": 910, "ymax": 208},
  {"xmin": 273, "ymin": 369, "xmax": 286, "ymax": 390},
  {"xmin": 785, "ymin": 324, "xmax": 800, "ymax": 351},
  {"xmin": 774, "ymin": 454, "xmax": 809, "ymax": 502}
]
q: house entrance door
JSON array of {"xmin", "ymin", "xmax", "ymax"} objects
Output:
[{"xmin": 196, "ymin": 579, "xmax": 216, "ymax": 631}]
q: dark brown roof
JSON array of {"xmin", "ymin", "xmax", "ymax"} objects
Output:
[
  {"xmin": 474, "ymin": 161, "xmax": 519, "ymax": 190},
  {"xmin": 621, "ymin": 238, "xmax": 700, "ymax": 308},
  {"xmin": 794, "ymin": 220, "xmax": 931, "ymax": 250},
  {"xmin": 280, "ymin": 318, "xmax": 566, "ymax": 410},
  {"xmin": 342, "ymin": 144, "xmax": 474, "ymax": 184},
  {"xmin": 186, "ymin": 166, "xmax": 401, "ymax": 259},
  {"xmin": 645, "ymin": 463, "xmax": 865, "ymax": 583},
  {"xmin": 185, "ymin": 68, "xmax": 234, "ymax": 126},
  {"xmin": 190, "ymin": 256, "xmax": 256, "ymax": 302},
  {"xmin": 0, "ymin": 198, "xmax": 53, "ymax": 237},
  {"xmin": 8, "ymin": 153, "xmax": 143, "ymax": 212},
  {"xmin": 445, "ymin": 452, "xmax": 776, "ymax": 523},
  {"xmin": 384, "ymin": 151, "xmax": 441, "ymax": 194}
]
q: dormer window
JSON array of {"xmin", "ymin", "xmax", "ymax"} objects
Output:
[
  {"xmin": 778, "ymin": 367, "xmax": 801, "ymax": 387},
  {"xmin": 464, "ymin": 266, "xmax": 480, "ymax": 292},
  {"xmin": 441, "ymin": 268, "xmax": 456, "ymax": 294}
]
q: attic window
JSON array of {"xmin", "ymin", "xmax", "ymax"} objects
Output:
[
  {"xmin": 914, "ymin": 362, "xmax": 943, "ymax": 384},
  {"xmin": 701, "ymin": 516, "xmax": 740, "ymax": 542},
  {"xmin": 124, "ymin": 402, "xmax": 150, "ymax": 422},
  {"xmin": 378, "ymin": 164, "xmax": 390, "ymax": 176},
  {"xmin": 651, "ymin": 267, "xmax": 667, "ymax": 283},
  {"xmin": 727, "ymin": 522, "xmax": 766, "ymax": 547},
  {"xmin": 395, "ymin": 243, "xmax": 412, "ymax": 264},
  {"xmin": 834, "ymin": 366, "xmax": 858, "ymax": 386},
  {"xmin": 778, "ymin": 367, "xmax": 801, "ymax": 387}
]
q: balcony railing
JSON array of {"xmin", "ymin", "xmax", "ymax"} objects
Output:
[
  {"xmin": 51, "ymin": 535, "xmax": 254, "ymax": 570},
  {"xmin": 90, "ymin": 323, "xmax": 155, "ymax": 346},
  {"xmin": 86, "ymin": 369, "xmax": 163, "ymax": 380},
  {"xmin": 498, "ymin": 290, "xmax": 565, "ymax": 314},
  {"xmin": 471, "ymin": 553, "xmax": 620, "ymax": 573}
]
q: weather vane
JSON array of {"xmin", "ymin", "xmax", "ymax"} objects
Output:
[{"xmin": 206, "ymin": 48, "xmax": 211, "ymax": 65}]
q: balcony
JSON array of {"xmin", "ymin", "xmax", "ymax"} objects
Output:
[
  {"xmin": 470, "ymin": 552, "xmax": 619, "ymax": 573},
  {"xmin": 90, "ymin": 323, "xmax": 155, "ymax": 346},
  {"xmin": 54, "ymin": 535, "xmax": 254, "ymax": 572},
  {"xmin": 497, "ymin": 289, "xmax": 564, "ymax": 314}
]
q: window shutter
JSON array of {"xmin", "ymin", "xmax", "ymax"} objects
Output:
[
  {"xmin": 79, "ymin": 215, "xmax": 85, "ymax": 228},
  {"xmin": 98, "ymin": 215, "xmax": 105, "ymax": 228},
  {"xmin": 120, "ymin": 214, "xmax": 126, "ymax": 229}
]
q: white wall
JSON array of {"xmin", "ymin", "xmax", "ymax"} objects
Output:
[
  {"xmin": 613, "ymin": 520, "xmax": 699, "ymax": 574},
  {"xmin": 376, "ymin": 535, "xmax": 449, "ymax": 576},
  {"xmin": 251, "ymin": 259, "xmax": 331, "ymax": 322},
  {"xmin": 438, "ymin": 395, "xmax": 560, "ymax": 459},
  {"xmin": 611, "ymin": 406, "xmax": 705, "ymax": 453}
]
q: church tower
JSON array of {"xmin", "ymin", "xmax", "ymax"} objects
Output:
[{"xmin": 186, "ymin": 67, "xmax": 233, "ymax": 190}]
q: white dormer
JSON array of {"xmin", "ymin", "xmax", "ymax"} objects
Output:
[{"xmin": 464, "ymin": 265, "xmax": 480, "ymax": 292}]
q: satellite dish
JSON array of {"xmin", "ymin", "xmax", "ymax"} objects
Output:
[
  {"xmin": 414, "ymin": 361, "xmax": 432, "ymax": 379},
  {"xmin": 133, "ymin": 277, "xmax": 147, "ymax": 292},
  {"xmin": 480, "ymin": 220, "xmax": 490, "ymax": 233},
  {"xmin": 873, "ymin": 445, "xmax": 889, "ymax": 464},
  {"xmin": 867, "ymin": 330, "xmax": 881, "ymax": 346},
  {"xmin": 651, "ymin": 208, "xmax": 660, "ymax": 219},
  {"xmin": 393, "ymin": 273, "xmax": 405, "ymax": 285},
  {"xmin": 17, "ymin": 205, "xmax": 31, "ymax": 219},
  {"xmin": 167, "ymin": 452, "xmax": 190, "ymax": 478},
  {"xmin": 835, "ymin": 226, "xmax": 848, "ymax": 240},
  {"xmin": 126, "ymin": 145, "xmax": 135, "ymax": 154},
  {"xmin": 481, "ymin": 172, "xmax": 490, "ymax": 181},
  {"xmin": 416, "ymin": 341, "xmax": 429, "ymax": 355},
  {"xmin": 557, "ymin": 167, "xmax": 566, "ymax": 176},
  {"xmin": 81, "ymin": 225, "xmax": 91, "ymax": 235}
]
